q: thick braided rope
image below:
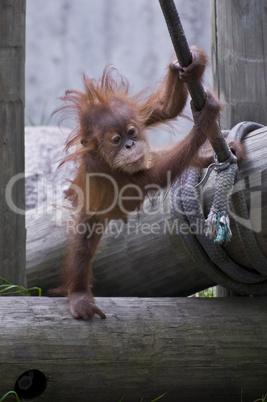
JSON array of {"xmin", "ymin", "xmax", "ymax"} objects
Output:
[
  {"xmin": 171, "ymin": 122, "xmax": 267, "ymax": 295},
  {"xmin": 205, "ymin": 162, "xmax": 238, "ymax": 244}
]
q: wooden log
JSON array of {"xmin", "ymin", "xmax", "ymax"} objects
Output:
[
  {"xmin": 26, "ymin": 198, "xmax": 214, "ymax": 296},
  {"xmin": 211, "ymin": 0, "xmax": 267, "ymax": 296},
  {"xmin": 0, "ymin": 0, "xmax": 26, "ymax": 285},
  {"xmin": 0, "ymin": 296, "xmax": 267, "ymax": 402},
  {"xmin": 26, "ymin": 126, "xmax": 267, "ymax": 296},
  {"xmin": 211, "ymin": 0, "xmax": 267, "ymax": 129}
]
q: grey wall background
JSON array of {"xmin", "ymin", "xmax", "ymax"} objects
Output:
[{"xmin": 25, "ymin": 0, "xmax": 211, "ymax": 145}]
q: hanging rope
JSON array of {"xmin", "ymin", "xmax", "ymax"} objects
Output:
[
  {"xmin": 158, "ymin": 0, "xmax": 232, "ymax": 162},
  {"xmin": 158, "ymin": 0, "xmax": 206, "ymax": 111},
  {"xmin": 158, "ymin": 0, "xmax": 238, "ymax": 244}
]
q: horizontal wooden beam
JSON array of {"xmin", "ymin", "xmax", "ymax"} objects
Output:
[{"xmin": 0, "ymin": 296, "xmax": 267, "ymax": 401}]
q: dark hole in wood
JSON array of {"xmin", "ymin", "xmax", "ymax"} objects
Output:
[{"xmin": 14, "ymin": 369, "xmax": 47, "ymax": 401}]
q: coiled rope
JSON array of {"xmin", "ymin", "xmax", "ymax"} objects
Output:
[
  {"xmin": 159, "ymin": 0, "xmax": 267, "ymax": 294},
  {"xmin": 171, "ymin": 122, "xmax": 267, "ymax": 295}
]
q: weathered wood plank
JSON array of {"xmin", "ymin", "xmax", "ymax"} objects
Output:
[
  {"xmin": 211, "ymin": 0, "xmax": 267, "ymax": 129},
  {"xmin": 211, "ymin": 0, "xmax": 267, "ymax": 296},
  {"xmin": 0, "ymin": 296, "xmax": 266, "ymax": 402},
  {"xmin": 26, "ymin": 126, "xmax": 267, "ymax": 296},
  {"xmin": 0, "ymin": 0, "xmax": 26, "ymax": 285}
]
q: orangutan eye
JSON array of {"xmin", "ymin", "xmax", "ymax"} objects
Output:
[
  {"xmin": 111, "ymin": 135, "xmax": 121, "ymax": 144},
  {"xmin": 127, "ymin": 127, "xmax": 136, "ymax": 136}
]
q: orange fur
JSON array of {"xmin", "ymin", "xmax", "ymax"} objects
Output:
[{"xmin": 53, "ymin": 46, "xmax": 222, "ymax": 320}]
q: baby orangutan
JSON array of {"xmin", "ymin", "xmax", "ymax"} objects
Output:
[{"xmin": 54, "ymin": 46, "xmax": 221, "ymax": 319}]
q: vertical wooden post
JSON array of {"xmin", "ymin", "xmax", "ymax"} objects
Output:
[
  {"xmin": 211, "ymin": 0, "xmax": 267, "ymax": 296},
  {"xmin": 0, "ymin": 1, "xmax": 26, "ymax": 286},
  {"xmin": 211, "ymin": 0, "xmax": 267, "ymax": 130}
]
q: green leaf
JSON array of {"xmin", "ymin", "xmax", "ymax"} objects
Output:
[{"xmin": 0, "ymin": 391, "xmax": 20, "ymax": 402}]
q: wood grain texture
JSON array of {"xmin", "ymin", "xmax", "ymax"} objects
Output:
[
  {"xmin": 211, "ymin": 0, "xmax": 267, "ymax": 129},
  {"xmin": 0, "ymin": 296, "xmax": 266, "ymax": 402},
  {"xmin": 0, "ymin": 0, "xmax": 26, "ymax": 285},
  {"xmin": 211, "ymin": 0, "xmax": 267, "ymax": 295},
  {"xmin": 26, "ymin": 127, "xmax": 267, "ymax": 296},
  {"xmin": 26, "ymin": 195, "xmax": 214, "ymax": 297}
]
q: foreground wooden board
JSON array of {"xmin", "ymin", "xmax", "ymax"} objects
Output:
[{"xmin": 0, "ymin": 296, "xmax": 266, "ymax": 402}]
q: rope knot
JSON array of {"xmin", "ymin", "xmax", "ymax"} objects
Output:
[{"xmin": 197, "ymin": 154, "xmax": 238, "ymax": 245}]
